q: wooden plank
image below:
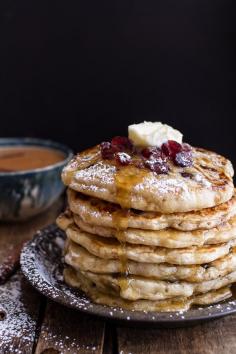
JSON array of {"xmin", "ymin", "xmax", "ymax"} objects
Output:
[
  {"xmin": 0, "ymin": 199, "xmax": 63, "ymax": 266},
  {"xmin": 117, "ymin": 315, "xmax": 236, "ymax": 354},
  {"xmin": 35, "ymin": 301, "xmax": 105, "ymax": 354},
  {"xmin": 102, "ymin": 323, "xmax": 115, "ymax": 354},
  {"xmin": 0, "ymin": 271, "xmax": 41, "ymax": 354},
  {"xmin": 0, "ymin": 199, "xmax": 63, "ymax": 284},
  {"xmin": 0, "ymin": 200, "xmax": 63, "ymax": 353}
]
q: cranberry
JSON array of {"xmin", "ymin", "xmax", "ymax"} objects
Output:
[
  {"xmin": 174, "ymin": 151, "xmax": 193, "ymax": 167},
  {"xmin": 115, "ymin": 152, "xmax": 131, "ymax": 166},
  {"xmin": 145, "ymin": 159, "xmax": 169, "ymax": 174},
  {"xmin": 141, "ymin": 147, "xmax": 162, "ymax": 159},
  {"xmin": 161, "ymin": 140, "xmax": 182, "ymax": 158},
  {"xmin": 111, "ymin": 136, "xmax": 133, "ymax": 152},
  {"xmin": 100, "ymin": 141, "xmax": 114, "ymax": 159}
]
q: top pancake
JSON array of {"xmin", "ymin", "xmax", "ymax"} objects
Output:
[{"xmin": 62, "ymin": 145, "xmax": 234, "ymax": 213}]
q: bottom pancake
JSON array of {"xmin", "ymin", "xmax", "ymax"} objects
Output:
[
  {"xmin": 64, "ymin": 266, "xmax": 232, "ymax": 312},
  {"xmin": 72, "ymin": 268, "xmax": 236, "ymax": 301}
]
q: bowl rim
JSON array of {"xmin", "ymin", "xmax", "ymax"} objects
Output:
[{"xmin": 0, "ymin": 137, "xmax": 74, "ymax": 176}]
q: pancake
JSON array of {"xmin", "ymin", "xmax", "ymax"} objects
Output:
[
  {"xmin": 65, "ymin": 225, "xmax": 236, "ymax": 265},
  {"xmin": 67, "ymin": 188, "xmax": 236, "ymax": 231},
  {"xmin": 64, "ymin": 266, "xmax": 232, "ymax": 312},
  {"xmin": 65, "ymin": 242, "xmax": 236, "ymax": 283},
  {"xmin": 71, "ymin": 214, "xmax": 236, "ymax": 248},
  {"xmin": 76, "ymin": 269, "xmax": 236, "ymax": 301},
  {"xmin": 62, "ymin": 145, "xmax": 234, "ymax": 213}
]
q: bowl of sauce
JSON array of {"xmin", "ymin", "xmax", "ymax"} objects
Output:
[{"xmin": 0, "ymin": 138, "xmax": 73, "ymax": 221}]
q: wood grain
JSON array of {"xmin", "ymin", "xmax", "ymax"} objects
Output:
[
  {"xmin": 0, "ymin": 200, "xmax": 63, "ymax": 266},
  {"xmin": 0, "ymin": 271, "xmax": 41, "ymax": 354},
  {"xmin": 117, "ymin": 316, "xmax": 236, "ymax": 354},
  {"xmin": 35, "ymin": 301, "xmax": 105, "ymax": 354},
  {"xmin": 102, "ymin": 323, "xmax": 116, "ymax": 354},
  {"xmin": 0, "ymin": 200, "xmax": 63, "ymax": 353}
]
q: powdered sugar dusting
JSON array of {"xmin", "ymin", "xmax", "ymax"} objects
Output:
[
  {"xmin": 0, "ymin": 272, "xmax": 40, "ymax": 353},
  {"xmin": 75, "ymin": 162, "xmax": 116, "ymax": 187},
  {"xmin": 134, "ymin": 175, "xmax": 188, "ymax": 196},
  {"xmin": 38, "ymin": 322, "xmax": 99, "ymax": 353}
]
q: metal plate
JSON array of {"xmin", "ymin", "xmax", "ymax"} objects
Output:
[{"xmin": 20, "ymin": 224, "xmax": 236, "ymax": 327}]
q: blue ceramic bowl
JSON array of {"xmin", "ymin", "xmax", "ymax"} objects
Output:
[{"xmin": 0, "ymin": 138, "xmax": 73, "ymax": 221}]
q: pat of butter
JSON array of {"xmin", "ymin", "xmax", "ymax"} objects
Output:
[{"xmin": 128, "ymin": 121, "xmax": 183, "ymax": 147}]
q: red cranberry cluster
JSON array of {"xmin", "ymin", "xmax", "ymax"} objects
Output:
[
  {"xmin": 141, "ymin": 147, "xmax": 169, "ymax": 173},
  {"xmin": 161, "ymin": 140, "xmax": 193, "ymax": 167},
  {"xmin": 100, "ymin": 137, "xmax": 193, "ymax": 174},
  {"xmin": 100, "ymin": 137, "xmax": 134, "ymax": 165}
]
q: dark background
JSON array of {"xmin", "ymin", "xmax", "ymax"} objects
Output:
[{"xmin": 0, "ymin": 1, "xmax": 235, "ymax": 163}]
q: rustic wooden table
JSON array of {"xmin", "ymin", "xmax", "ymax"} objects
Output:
[{"xmin": 1, "ymin": 202, "xmax": 236, "ymax": 354}]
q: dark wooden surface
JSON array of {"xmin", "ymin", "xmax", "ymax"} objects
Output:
[{"xmin": 1, "ymin": 202, "xmax": 236, "ymax": 354}]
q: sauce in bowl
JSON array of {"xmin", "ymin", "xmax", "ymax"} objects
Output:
[{"xmin": 0, "ymin": 146, "xmax": 66, "ymax": 172}]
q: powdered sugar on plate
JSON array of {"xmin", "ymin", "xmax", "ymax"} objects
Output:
[{"xmin": 0, "ymin": 272, "xmax": 40, "ymax": 353}]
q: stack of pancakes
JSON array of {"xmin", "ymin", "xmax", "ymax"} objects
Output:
[{"xmin": 57, "ymin": 145, "xmax": 236, "ymax": 312}]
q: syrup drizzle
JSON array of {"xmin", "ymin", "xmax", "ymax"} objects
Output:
[
  {"xmin": 114, "ymin": 165, "xmax": 148, "ymax": 209},
  {"xmin": 112, "ymin": 210, "xmax": 129, "ymax": 292},
  {"xmin": 113, "ymin": 165, "xmax": 147, "ymax": 293}
]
